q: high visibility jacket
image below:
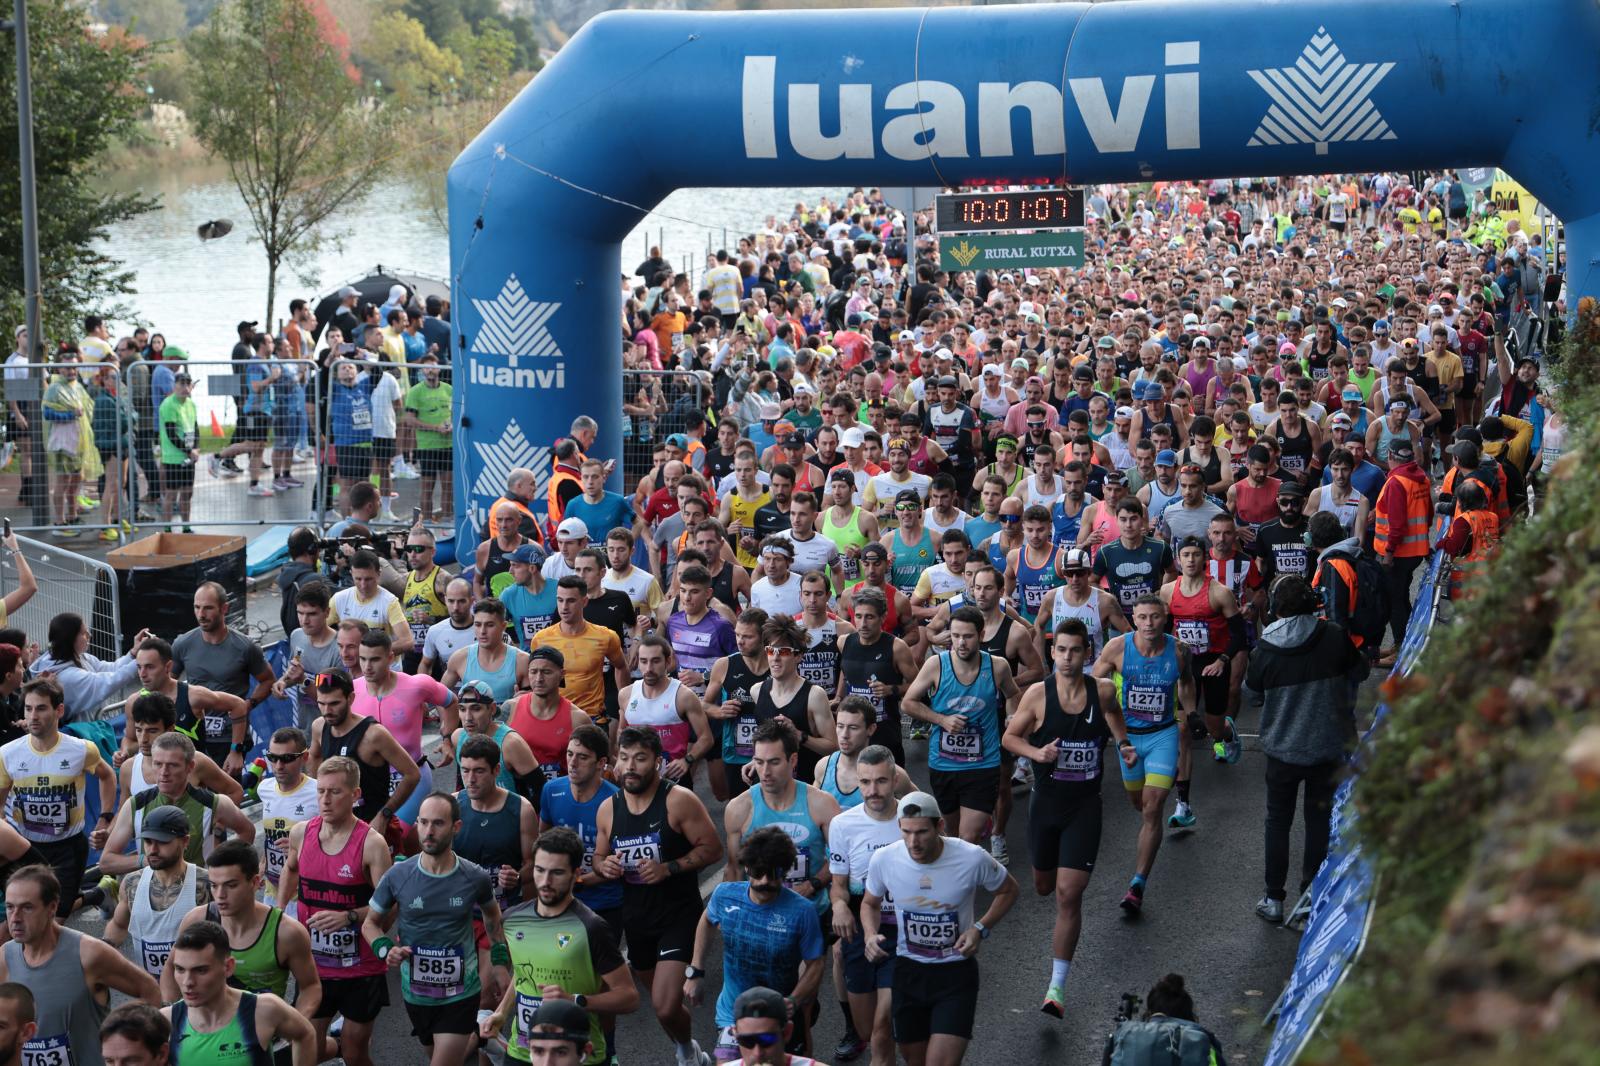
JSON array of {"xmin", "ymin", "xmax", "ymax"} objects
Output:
[
  {"xmin": 1442, "ymin": 463, "xmax": 1510, "ymax": 527},
  {"xmin": 1374, "ymin": 468, "xmax": 1432, "ymax": 558},
  {"xmin": 544, "ymin": 464, "xmax": 581, "ymax": 538},
  {"xmin": 1448, "ymin": 509, "xmax": 1499, "ymax": 600},
  {"xmin": 1312, "ymin": 556, "xmax": 1363, "ymax": 647},
  {"xmin": 489, "ymin": 495, "xmax": 545, "ymax": 544}
]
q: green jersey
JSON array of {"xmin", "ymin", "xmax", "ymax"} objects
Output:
[
  {"xmin": 369, "ymin": 854, "xmax": 493, "ymax": 1005},
  {"xmin": 158, "ymin": 393, "xmax": 198, "ymax": 464},
  {"xmin": 404, "ymin": 380, "xmax": 452, "ymax": 451},
  {"xmin": 503, "ymin": 898, "xmax": 624, "ymax": 1064}
]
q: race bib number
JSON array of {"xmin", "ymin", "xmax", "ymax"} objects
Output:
[
  {"xmin": 1052, "ymin": 740, "xmax": 1101, "ymax": 783},
  {"xmin": 733, "ymin": 712, "xmax": 759, "ymax": 758},
  {"xmin": 842, "ymin": 553, "xmax": 860, "ymax": 581},
  {"xmin": 901, "ymin": 909, "xmax": 959, "ymax": 960},
  {"xmin": 264, "ymin": 834, "xmax": 288, "ymax": 880},
  {"xmin": 1023, "ymin": 582, "xmax": 1046, "ymax": 611},
  {"xmin": 613, "ymin": 833, "xmax": 662, "ymax": 885},
  {"xmin": 1174, "ymin": 619, "xmax": 1210, "ymax": 652},
  {"xmin": 520, "ymin": 617, "xmax": 540, "ymax": 647},
  {"xmin": 539, "ymin": 760, "xmax": 565, "ymax": 779},
  {"xmin": 203, "ymin": 711, "xmax": 230, "ymax": 741},
  {"xmin": 410, "ymin": 621, "xmax": 430, "ymax": 646},
  {"xmin": 22, "ymin": 1035, "xmax": 73, "ymax": 1066},
  {"xmin": 937, "ymin": 728, "xmax": 983, "ymax": 764},
  {"xmin": 18, "ymin": 794, "xmax": 70, "ymax": 837},
  {"xmin": 515, "ymin": 992, "xmax": 543, "ymax": 1049},
  {"xmin": 351, "ymin": 405, "xmax": 372, "ymax": 430},
  {"xmin": 1275, "ymin": 550, "xmax": 1309, "ymax": 576},
  {"xmin": 140, "ymin": 939, "xmax": 174, "ymax": 976},
  {"xmin": 1116, "ymin": 583, "xmax": 1144, "ymax": 609},
  {"xmin": 1280, "ymin": 453, "xmax": 1306, "ymax": 473},
  {"xmin": 309, "ymin": 922, "xmax": 359, "ymax": 966},
  {"xmin": 785, "ymin": 849, "xmax": 811, "ymax": 886},
  {"xmin": 847, "ymin": 684, "xmax": 887, "ymax": 723},
  {"xmin": 1123, "ymin": 686, "xmax": 1169, "ymax": 725},
  {"xmin": 410, "ymin": 944, "xmax": 467, "ymax": 998}
]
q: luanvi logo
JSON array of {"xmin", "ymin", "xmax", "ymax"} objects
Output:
[
  {"xmin": 1246, "ymin": 28, "xmax": 1396, "ymax": 155},
  {"xmin": 470, "ymin": 418, "xmax": 551, "ymax": 529},
  {"xmin": 467, "ymin": 274, "xmax": 566, "ymax": 389}
]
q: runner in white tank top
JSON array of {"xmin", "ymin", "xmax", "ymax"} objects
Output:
[
  {"xmin": 130, "ymin": 862, "xmax": 200, "ymax": 976},
  {"xmin": 1049, "ymin": 586, "xmax": 1105, "ymax": 673},
  {"xmin": 621, "ymin": 676, "xmax": 692, "ymax": 762},
  {"xmin": 1317, "ymin": 486, "xmax": 1365, "ymax": 535}
]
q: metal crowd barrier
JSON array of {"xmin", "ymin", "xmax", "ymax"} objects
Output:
[
  {"xmin": 0, "ymin": 533, "xmax": 124, "ymax": 665},
  {"xmin": 0, "ymin": 359, "xmax": 128, "ymax": 538},
  {"xmin": 620, "ymin": 369, "xmax": 705, "ymax": 489}
]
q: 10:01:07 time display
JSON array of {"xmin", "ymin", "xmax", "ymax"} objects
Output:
[{"xmin": 935, "ymin": 189, "xmax": 1085, "ymax": 233}]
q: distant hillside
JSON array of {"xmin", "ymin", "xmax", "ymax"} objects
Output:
[{"xmin": 515, "ymin": 0, "xmax": 984, "ymax": 44}]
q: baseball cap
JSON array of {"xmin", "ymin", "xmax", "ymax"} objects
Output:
[
  {"xmin": 1011, "ymin": 357, "xmax": 1031, "ymax": 370},
  {"xmin": 1096, "ymin": 336, "xmax": 1116, "ymax": 349},
  {"xmin": 457, "ymin": 678, "xmax": 496, "ymax": 704},
  {"xmin": 897, "ymin": 330, "xmax": 916, "ymax": 343},
  {"xmin": 509, "ymin": 543, "xmax": 548, "ymax": 566},
  {"xmin": 1389, "ymin": 439, "xmax": 1415, "ymax": 460},
  {"xmin": 1191, "ymin": 336, "xmax": 1211, "ymax": 349},
  {"xmin": 1059, "ymin": 547, "xmax": 1092, "ymax": 571},
  {"xmin": 236, "ymin": 320, "xmax": 259, "ymax": 334},
  {"xmin": 1279, "ymin": 341, "xmax": 1299, "ymax": 356},
  {"xmin": 1328, "ymin": 413, "xmax": 1353, "ymax": 429},
  {"xmin": 338, "ymin": 286, "xmax": 361, "ymax": 298},
  {"xmin": 859, "ymin": 542, "xmax": 889, "ymax": 561},
  {"xmin": 140, "ymin": 806, "xmax": 192, "ymax": 842},
  {"xmin": 896, "ymin": 791, "xmax": 944, "ymax": 821},
  {"xmin": 840, "ymin": 427, "xmax": 866, "ymax": 449},
  {"xmin": 793, "ymin": 382, "xmax": 815, "ymax": 396},
  {"xmin": 556, "ymin": 517, "xmax": 589, "ymax": 540},
  {"xmin": 12, "ymin": 324, "xmax": 24, "ymax": 338},
  {"xmin": 1114, "ymin": 406, "xmax": 1134, "ymax": 421},
  {"xmin": 981, "ymin": 364, "xmax": 1002, "ymax": 377},
  {"xmin": 1139, "ymin": 381, "xmax": 1165, "ymax": 402},
  {"xmin": 1373, "ymin": 319, "xmax": 1391, "ymax": 333},
  {"xmin": 1277, "ymin": 480, "xmax": 1308, "ymax": 498},
  {"xmin": 664, "ymin": 433, "xmax": 689, "ymax": 449},
  {"xmin": 1155, "ymin": 449, "xmax": 1178, "ymax": 466},
  {"xmin": 846, "ymin": 313, "xmax": 863, "ymax": 326},
  {"xmin": 1103, "ymin": 469, "xmax": 1127, "ymax": 486},
  {"xmin": 781, "ymin": 434, "xmax": 805, "ymax": 449},
  {"xmin": 829, "ymin": 468, "xmax": 856, "ymax": 484},
  {"xmin": 1341, "ymin": 387, "xmax": 1364, "ymax": 403},
  {"xmin": 809, "ymin": 246, "xmax": 827, "ymax": 259},
  {"xmin": 1182, "ymin": 313, "xmax": 1199, "ymax": 326},
  {"xmin": 759, "ymin": 403, "xmax": 782, "ymax": 422},
  {"xmin": 734, "ymin": 987, "xmax": 789, "ymax": 1025},
  {"xmin": 525, "ymin": 999, "xmax": 592, "ymax": 1048}
]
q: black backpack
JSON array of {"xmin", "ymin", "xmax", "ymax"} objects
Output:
[{"xmin": 1329, "ymin": 547, "xmax": 1391, "ymax": 646}]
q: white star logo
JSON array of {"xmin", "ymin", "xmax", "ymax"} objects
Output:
[
  {"xmin": 1246, "ymin": 27, "xmax": 1396, "ymax": 155},
  {"xmin": 469, "ymin": 418, "xmax": 551, "ymax": 536},
  {"xmin": 468, "ymin": 274, "xmax": 561, "ymax": 366}
]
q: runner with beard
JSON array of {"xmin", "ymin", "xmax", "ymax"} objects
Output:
[
  {"xmin": 702, "ymin": 609, "xmax": 772, "ymax": 798},
  {"xmin": 833, "ymin": 590, "xmax": 916, "ymax": 766}
]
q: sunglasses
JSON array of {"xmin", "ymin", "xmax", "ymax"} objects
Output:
[
  {"xmin": 764, "ymin": 645, "xmax": 797, "ymax": 657},
  {"xmin": 312, "ymin": 673, "xmax": 342, "ymax": 687},
  {"xmin": 265, "ymin": 751, "xmax": 306, "ymax": 763},
  {"xmin": 895, "ymin": 504, "xmax": 920, "ymax": 512},
  {"xmin": 1000, "ymin": 514, "xmax": 1022, "ymax": 523},
  {"xmin": 404, "ymin": 544, "xmax": 431, "ymax": 553},
  {"xmin": 736, "ymin": 1034, "xmax": 782, "ymax": 1050}
]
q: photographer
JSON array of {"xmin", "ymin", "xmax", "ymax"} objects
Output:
[
  {"xmin": 1104, "ymin": 973, "xmax": 1227, "ymax": 1066},
  {"xmin": 276, "ymin": 526, "xmax": 327, "ymax": 636}
]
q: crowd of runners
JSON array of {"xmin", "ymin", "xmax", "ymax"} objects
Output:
[{"xmin": 0, "ymin": 169, "xmax": 1561, "ymax": 1066}]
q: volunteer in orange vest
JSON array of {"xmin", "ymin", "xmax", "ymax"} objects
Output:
[
  {"xmin": 1371, "ymin": 438, "xmax": 1433, "ymax": 662},
  {"xmin": 488, "ymin": 466, "xmax": 548, "ymax": 545},
  {"xmin": 1439, "ymin": 480, "xmax": 1499, "ymax": 601},
  {"xmin": 545, "ymin": 439, "xmax": 585, "ymax": 540}
]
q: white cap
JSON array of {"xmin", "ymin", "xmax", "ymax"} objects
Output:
[
  {"xmin": 982, "ymin": 364, "xmax": 1002, "ymax": 377},
  {"xmin": 896, "ymin": 791, "xmax": 944, "ymax": 821},
  {"xmin": 556, "ymin": 517, "xmax": 589, "ymax": 541},
  {"xmin": 1059, "ymin": 547, "xmax": 1092, "ymax": 570},
  {"xmin": 1183, "ymin": 313, "xmax": 1199, "ymax": 326},
  {"xmin": 897, "ymin": 330, "xmax": 916, "ymax": 343},
  {"xmin": 793, "ymin": 382, "xmax": 815, "ymax": 395},
  {"xmin": 759, "ymin": 403, "xmax": 782, "ymax": 421},
  {"xmin": 809, "ymin": 247, "xmax": 827, "ymax": 259},
  {"xmin": 840, "ymin": 427, "xmax": 866, "ymax": 448},
  {"xmin": 1018, "ymin": 301, "xmax": 1035, "ymax": 315}
]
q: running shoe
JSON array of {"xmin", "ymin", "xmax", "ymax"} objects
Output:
[
  {"xmin": 396, "ymin": 462, "xmax": 421, "ymax": 480},
  {"xmin": 834, "ymin": 1034, "xmax": 868, "ymax": 1061},
  {"xmin": 1188, "ymin": 713, "xmax": 1208, "ymax": 739},
  {"xmin": 275, "ymin": 475, "xmax": 305, "ymax": 489},
  {"xmin": 121, "ymin": 519, "xmax": 136, "ymax": 535},
  {"xmin": 181, "ymin": 525, "xmax": 195, "ymax": 534},
  {"xmin": 908, "ymin": 721, "xmax": 930, "ymax": 740},
  {"xmin": 220, "ymin": 456, "xmax": 242, "ymax": 474},
  {"xmin": 76, "ymin": 495, "xmax": 98, "ymax": 510},
  {"xmin": 674, "ymin": 1040, "xmax": 710, "ymax": 1066},
  {"xmin": 1255, "ymin": 896, "xmax": 1284, "ymax": 924},
  {"xmin": 1040, "ymin": 985, "xmax": 1066, "ymax": 1019},
  {"xmin": 247, "ymin": 483, "xmax": 276, "ymax": 497},
  {"xmin": 1167, "ymin": 801, "xmax": 1196, "ymax": 830},
  {"xmin": 1119, "ymin": 884, "xmax": 1144, "ymax": 917},
  {"xmin": 294, "ymin": 446, "xmax": 316, "ymax": 462},
  {"xmin": 1223, "ymin": 716, "xmax": 1242, "ymax": 764},
  {"xmin": 207, "ymin": 455, "xmax": 223, "ymax": 479},
  {"xmin": 990, "ymin": 834, "xmax": 1009, "ymax": 864},
  {"xmin": 54, "ymin": 527, "xmax": 78, "ymax": 539},
  {"xmin": 99, "ymin": 528, "xmax": 118, "ymax": 542}
]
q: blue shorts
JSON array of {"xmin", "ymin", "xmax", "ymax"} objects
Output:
[
  {"xmin": 841, "ymin": 921, "xmax": 897, "ymax": 994},
  {"xmin": 1119, "ymin": 722, "xmax": 1179, "ymax": 792}
]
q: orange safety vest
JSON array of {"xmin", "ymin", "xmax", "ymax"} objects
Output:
[
  {"xmin": 489, "ymin": 496, "xmax": 545, "ymax": 544},
  {"xmin": 1311, "ymin": 557, "xmax": 1363, "ymax": 647},
  {"xmin": 1448, "ymin": 509, "xmax": 1499, "ymax": 600},
  {"xmin": 544, "ymin": 465, "xmax": 581, "ymax": 538},
  {"xmin": 1442, "ymin": 464, "xmax": 1510, "ymax": 527},
  {"xmin": 1373, "ymin": 469, "xmax": 1432, "ymax": 558}
]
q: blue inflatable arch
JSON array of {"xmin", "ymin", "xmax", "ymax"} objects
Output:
[{"xmin": 447, "ymin": 0, "xmax": 1599, "ymax": 545}]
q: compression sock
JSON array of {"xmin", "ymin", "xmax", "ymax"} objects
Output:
[
  {"xmin": 1051, "ymin": 958, "xmax": 1072, "ymax": 986},
  {"xmin": 1176, "ymin": 778, "xmax": 1192, "ymax": 804}
]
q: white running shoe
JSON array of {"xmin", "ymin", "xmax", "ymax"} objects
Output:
[
  {"xmin": 247, "ymin": 483, "xmax": 276, "ymax": 497},
  {"xmin": 989, "ymin": 834, "xmax": 1010, "ymax": 864}
]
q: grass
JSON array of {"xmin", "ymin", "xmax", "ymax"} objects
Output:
[{"xmin": 1302, "ymin": 301, "xmax": 1600, "ymax": 1065}]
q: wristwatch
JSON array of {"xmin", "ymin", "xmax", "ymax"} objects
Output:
[
  {"xmin": 231, "ymin": 742, "xmax": 249, "ymax": 754},
  {"xmin": 972, "ymin": 920, "xmax": 990, "ymax": 940},
  {"xmin": 684, "ymin": 965, "xmax": 705, "ymax": 980},
  {"xmin": 574, "ymin": 994, "xmax": 588, "ymax": 1009}
]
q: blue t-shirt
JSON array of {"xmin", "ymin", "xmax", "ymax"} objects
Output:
[
  {"xmin": 150, "ymin": 363, "xmax": 175, "ymax": 414},
  {"xmin": 330, "ymin": 379, "xmax": 374, "ymax": 446},
  {"xmin": 705, "ymin": 882, "xmax": 825, "ymax": 1027},
  {"xmin": 539, "ymin": 777, "xmax": 623, "ymax": 910},
  {"xmin": 563, "ymin": 492, "xmax": 634, "ymax": 539},
  {"xmin": 243, "ymin": 360, "xmax": 274, "ymax": 416},
  {"xmin": 965, "ymin": 515, "xmax": 1002, "ymax": 553},
  {"xmin": 501, "ymin": 581, "xmax": 559, "ymax": 649}
]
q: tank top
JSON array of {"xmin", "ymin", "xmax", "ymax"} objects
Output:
[
  {"xmin": 1170, "ymin": 578, "xmax": 1227, "ymax": 654},
  {"xmin": 907, "ymin": 438, "xmax": 938, "ymax": 477},
  {"xmin": 1050, "ymin": 589, "xmax": 1105, "ymax": 672},
  {"xmin": 1014, "ymin": 543, "xmax": 1062, "ymax": 623},
  {"xmin": 889, "ymin": 528, "xmax": 936, "ymax": 595},
  {"xmin": 484, "ymin": 537, "xmax": 518, "ymax": 591},
  {"xmin": 454, "ymin": 723, "xmax": 518, "ymax": 791},
  {"xmin": 131, "ymin": 785, "xmax": 218, "ymax": 867},
  {"xmin": 1375, "ymin": 417, "xmax": 1410, "ymax": 464},
  {"xmin": 709, "ymin": 562, "xmax": 738, "ymax": 612},
  {"xmin": 1082, "ymin": 502, "xmax": 1120, "ymax": 563},
  {"xmin": 1207, "ymin": 555, "xmax": 1259, "ymax": 607},
  {"xmin": 258, "ymin": 773, "xmax": 317, "ymax": 894},
  {"xmin": 749, "ymin": 782, "xmax": 828, "ymax": 913},
  {"xmin": 716, "ymin": 653, "xmax": 771, "ymax": 764},
  {"xmin": 170, "ymin": 992, "xmax": 272, "ymax": 1066},
  {"xmin": 821, "ymin": 507, "xmax": 868, "ymax": 583},
  {"xmin": 1374, "ymin": 381, "xmax": 1420, "ymax": 422},
  {"xmin": 509, "ymin": 695, "xmax": 578, "ymax": 779},
  {"xmin": 1021, "ymin": 475, "xmax": 1064, "ymax": 511},
  {"xmin": 728, "ymin": 488, "xmax": 773, "ymax": 567},
  {"xmin": 753, "ymin": 677, "xmax": 821, "ymax": 782},
  {"xmin": 926, "ymin": 651, "xmax": 1001, "ymax": 772},
  {"xmin": 623, "ymin": 679, "xmax": 691, "ymax": 762},
  {"xmin": 1051, "ymin": 495, "xmax": 1087, "ymax": 546},
  {"xmin": 132, "ymin": 863, "xmax": 200, "ymax": 975},
  {"xmin": 818, "ymin": 752, "xmax": 862, "ymax": 809},
  {"xmin": 463, "ymin": 644, "xmax": 519, "ymax": 704},
  {"xmin": 1030, "ymin": 672, "xmax": 1110, "ymax": 804},
  {"xmin": 980, "ymin": 614, "xmax": 1014, "ymax": 660},
  {"xmin": 839, "ymin": 632, "xmax": 903, "ymax": 746},
  {"xmin": 1275, "ymin": 417, "xmax": 1313, "ymax": 477},
  {"xmin": 454, "ymin": 789, "xmax": 527, "ymax": 912},
  {"xmin": 977, "ymin": 386, "xmax": 1011, "ymax": 422},
  {"xmin": 1183, "ymin": 360, "xmax": 1216, "ymax": 399},
  {"xmin": 609, "ymin": 781, "xmax": 699, "ymax": 915},
  {"xmin": 1147, "ymin": 477, "xmax": 1181, "ymax": 522},
  {"xmin": 297, "ymin": 816, "xmax": 385, "ymax": 978},
  {"xmin": 796, "ymin": 615, "xmax": 841, "ymax": 692},
  {"xmin": 402, "ymin": 566, "xmax": 448, "ymax": 648},
  {"xmin": 5, "ymin": 928, "xmax": 106, "ymax": 1066},
  {"xmin": 318, "ymin": 716, "xmax": 390, "ymax": 823},
  {"xmin": 1318, "ymin": 487, "xmax": 1365, "ymax": 535},
  {"xmin": 1136, "ymin": 403, "xmax": 1177, "ymax": 442},
  {"xmin": 1232, "ymin": 477, "xmax": 1281, "ymax": 531},
  {"xmin": 1178, "ymin": 446, "xmax": 1223, "ymax": 489},
  {"xmin": 203, "ymin": 903, "xmax": 289, "ymax": 998},
  {"xmin": 1121, "ymin": 636, "xmax": 1181, "ymax": 732},
  {"xmin": 539, "ymin": 776, "xmax": 624, "ymax": 912}
]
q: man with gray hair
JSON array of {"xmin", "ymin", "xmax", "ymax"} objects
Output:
[{"xmin": 99, "ymin": 731, "xmax": 255, "ymax": 874}]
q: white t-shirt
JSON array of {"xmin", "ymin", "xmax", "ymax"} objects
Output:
[
  {"xmin": 750, "ymin": 574, "xmax": 803, "ymax": 618},
  {"xmin": 423, "ymin": 618, "xmax": 475, "ymax": 667},
  {"xmin": 369, "ymin": 372, "xmax": 402, "ymax": 439},
  {"xmin": 776, "ymin": 531, "xmax": 840, "ymax": 583},
  {"xmin": 828, "ymin": 805, "xmax": 903, "ymax": 902},
  {"xmin": 603, "ymin": 566, "xmax": 661, "ymax": 612},
  {"xmin": 864, "ymin": 837, "xmax": 1007, "ymax": 963}
]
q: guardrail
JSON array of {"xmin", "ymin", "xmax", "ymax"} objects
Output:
[
  {"xmin": 0, "ymin": 533, "xmax": 124, "ymax": 665},
  {"xmin": 1262, "ymin": 550, "xmax": 1450, "ymax": 1065}
]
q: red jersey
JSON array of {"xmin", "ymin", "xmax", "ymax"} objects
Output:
[
  {"xmin": 1208, "ymin": 553, "xmax": 1263, "ymax": 606},
  {"xmin": 1169, "ymin": 577, "xmax": 1228, "ymax": 655}
]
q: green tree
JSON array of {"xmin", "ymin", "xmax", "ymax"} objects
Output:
[
  {"xmin": 365, "ymin": 11, "xmax": 463, "ymax": 108},
  {"xmin": 187, "ymin": 0, "xmax": 391, "ymax": 325},
  {"xmin": 101, "ymin": 0, "xmax": 189, "ymax": 40},
  {"xmin": 0, "ymin": 0, "xmax": 156, "ymax": 344}
]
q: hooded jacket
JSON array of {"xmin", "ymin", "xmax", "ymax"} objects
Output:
[{"xmin": 1243, "ymin": 614, "xmax": 1365, "ymax": 766}]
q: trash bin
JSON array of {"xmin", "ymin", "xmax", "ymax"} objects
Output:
[{"xmin": 106, "ymin": 532, "xmax": 248, "ymax": 650}]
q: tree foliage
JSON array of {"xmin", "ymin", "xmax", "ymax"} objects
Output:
[
  {"xmin": 186, "ymin": 0, "xmax": 391, "ymax": 325},
  {"xmin": 365, "ymin": 11, "xmax": 463, "ymax": 108},
  {"xmin": 0, "ymin": 0, "xmax": 157, "ymax": 344}
]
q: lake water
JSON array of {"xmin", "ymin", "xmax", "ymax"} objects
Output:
[{"xmin": 95, "ymin": 164, "xmax": 841, "ymax": 355}]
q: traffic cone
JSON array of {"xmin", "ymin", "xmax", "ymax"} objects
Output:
[{"xmin": 210, "ymin": 411, "xmax": 224, "ymax": 438}]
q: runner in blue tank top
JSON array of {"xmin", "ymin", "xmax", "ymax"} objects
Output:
[
  {"xmin": 903, "ymin": 606, "xmax": 1024, "ymax": 845},
  {"xmin": 1007, "ymin": 505, "xmax": 1063, "ymax": 624},
  {"xmin": 537, "ymin": 725, "xmax": 624, "ymax": 915},
  {"xmin": 1092, "ymin": 593, "xmax": 1198, "ymax": 920},
  {"xmin": 724, "ymin": 718, "xmax": 840, "ymax": 918},
  {"xmin": 884, "ymin": 491, "xmax": 937, "ymax": 597}
]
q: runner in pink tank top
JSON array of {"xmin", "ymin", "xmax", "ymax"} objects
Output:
[
  {"xmin": 296, "ymin": 815, "xmax": 387, "ymax": 979},
  {"xmin": 352, "ymin": 670, "xmax": 451, "ymax": 760}
]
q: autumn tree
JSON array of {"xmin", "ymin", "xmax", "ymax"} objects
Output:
[{"xmin": 187, "ymin": 0, "xmax": 391, "ymax": 324}]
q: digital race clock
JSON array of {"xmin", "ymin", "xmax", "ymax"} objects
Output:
[{"xmin": 934, "ymin": 189, "xmax": 1085, "ymax": 234}]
